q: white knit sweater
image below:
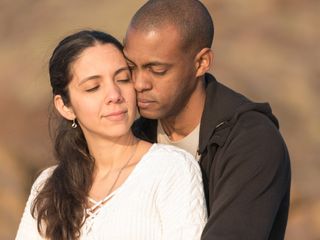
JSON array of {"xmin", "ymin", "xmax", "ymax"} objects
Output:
[{"xmin": 16, "ymin": 144, "xmax": 207, "ymax": 240}]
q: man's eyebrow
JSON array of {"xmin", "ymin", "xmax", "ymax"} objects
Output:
[
  {"xmin": 143, "ymin": 62, "xmax": 171, "ymax": 68},
  {"xmin": 123, "ymin": 53, "xmax": 171, "ymax": 68}
]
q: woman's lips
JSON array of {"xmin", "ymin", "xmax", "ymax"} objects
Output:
[{"xmin": 103, "ymin": 110, "xmax": 127, "ymax": 121}]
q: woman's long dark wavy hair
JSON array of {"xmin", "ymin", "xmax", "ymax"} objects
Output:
[{"xmin": 31, "ymin": 30, "xmax": 124, "ymax": 240}]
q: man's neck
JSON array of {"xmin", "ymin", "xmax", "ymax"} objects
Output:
[{"xmin": 160, "ymin": 79, "xmax": 206, "ymax": 141}]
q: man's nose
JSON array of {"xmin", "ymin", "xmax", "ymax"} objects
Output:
[{"xmin": 132, "ymin": 69, "xmax": 152, "ymax": 92}]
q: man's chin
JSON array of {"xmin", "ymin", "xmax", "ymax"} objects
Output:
[{"xmin": 138, "ymin": 108, "xmax": 162, "ymax": 119}]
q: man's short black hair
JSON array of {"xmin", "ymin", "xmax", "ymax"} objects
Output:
[{"xmin": 129, "ymin": 0, "xmax": 214, "ymax": 52}]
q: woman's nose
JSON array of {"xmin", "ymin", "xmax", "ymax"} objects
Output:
[{"xmin": 104, "ymin": 84, "xmax": 124, "ymax": 104}]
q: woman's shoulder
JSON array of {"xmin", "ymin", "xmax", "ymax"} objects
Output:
[
  {"xmin": 32, "ymin": 165, "xmax": 57, "ymax": 191},
  {"xmin": 146, "ymin": 143, "xmax": 200, "ymax": 171},
  {"xmin": 147, "ymin": 144, "xmax": 204, "ymax": 199}
]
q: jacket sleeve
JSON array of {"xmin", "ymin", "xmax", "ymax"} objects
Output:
[{"xmin": 201, "ymin": 112, "xmax": 291, "ymax": 240}]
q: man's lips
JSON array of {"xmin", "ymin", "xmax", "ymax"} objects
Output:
[{"xmin": 137, "ymin": 98, "xmax": 155, "ymax": 108}]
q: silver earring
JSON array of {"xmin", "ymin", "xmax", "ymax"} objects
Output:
[{"xmin": 71, "ymin": 119, "xmax": 78, "ymax": 128}]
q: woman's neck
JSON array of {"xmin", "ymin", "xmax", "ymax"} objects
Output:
[{"xmin": 85, "ymin": 132, "xmax": 139, "ymax": 173}]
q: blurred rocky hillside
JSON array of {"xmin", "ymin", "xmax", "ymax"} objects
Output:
[{"xmin": 0, "ymin": 0, "xmax": 319, "ymax": 239}]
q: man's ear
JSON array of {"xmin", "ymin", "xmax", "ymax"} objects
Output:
[
  {"xmin": 54, "ymin": 95, "xmax": 75, "ymax": 121},
  {"xmin": 194, "ymin": 48, "xmax": 213, "ymax": 77}
]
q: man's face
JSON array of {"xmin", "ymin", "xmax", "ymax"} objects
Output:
[{"xmin": 124, "ymin": 25, "xmax": 198, "ymax": 120}]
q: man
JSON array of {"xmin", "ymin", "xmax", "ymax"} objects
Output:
[{"xmin": 124, "ymin": 0, "xmax": 291, "ymax": 239}]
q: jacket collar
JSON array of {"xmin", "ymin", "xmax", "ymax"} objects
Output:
[
  {"xmin": 198, "ymin": 73, "xmax": 278, "ymax": 154},
  {"xmin": 133, "ymin": 73, "xmax": 278, "ymax": 152},
  {"xmin": 199, "ymin": 73, "xmax": 247, "ymax": 153}
]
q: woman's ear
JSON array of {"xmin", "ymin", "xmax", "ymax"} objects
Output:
[
  {"xmin": 54, "ymin": 95, "xmax": 75, "ymax": 121},
  {"xmin": 194, "ymin": 48, "xmax": 213, "ymax": 77}
]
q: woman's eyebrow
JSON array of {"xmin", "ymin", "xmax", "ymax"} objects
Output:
[
  {"xmin": 79, "ymin": 75, "xmax": 101, "ymax": 85},
  {"xmin": 113, "ymin": 66, "xmax": 130, "ymax": 78}
]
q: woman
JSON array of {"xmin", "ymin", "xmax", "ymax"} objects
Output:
[{"xmin": 15, "ymin": 30, "xmax": 207, "ymax": 240}]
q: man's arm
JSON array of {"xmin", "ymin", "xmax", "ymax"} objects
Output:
[{"xmin": 201, "ymin": 112, "xmax": 291, "ymax": 240}]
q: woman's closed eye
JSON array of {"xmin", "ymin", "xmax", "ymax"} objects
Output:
[
  {"xmin": 115, "ymin": 71, "xmax": 132, "ymax": 83},
  {"xmin": 116, "ymin": 78, "xmax": 131, "ymax": 83},
  {"xmin": 85, "ymin": 85, "xmax": 100, "ymax": 92}
]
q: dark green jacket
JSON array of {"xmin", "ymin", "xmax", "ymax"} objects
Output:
[{"xmin": 132, "ymin": 73, "xmax": 291, "ymax": 240}]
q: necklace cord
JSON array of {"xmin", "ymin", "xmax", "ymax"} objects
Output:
[{"xmin": 87, "ymin": 140, "xmax": 140, "ymax": 214}]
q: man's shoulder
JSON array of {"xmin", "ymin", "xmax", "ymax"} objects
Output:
[
  {"xmin": 200, "ymin": 73, "xmax": 281, "ymax": 152},
  {"xmin": 203, "ymin": 73, "xmax": 254, "ymax": 129},
  {"xmin": 204, "ymin": 74, "xmax": 278, "ymax": 126},
  {"xmin": 234, "ymin": 110, "xmax": 285, "ymax": 150},
  {"xmin": 205, "ymin": 73, "xmax": 250, "ymax": 104}
]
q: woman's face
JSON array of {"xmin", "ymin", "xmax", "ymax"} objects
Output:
[{"xmin": 60, "ymin": 43, "xmax": 136, "ymax": 141}]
